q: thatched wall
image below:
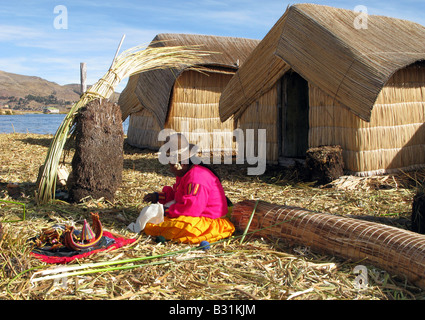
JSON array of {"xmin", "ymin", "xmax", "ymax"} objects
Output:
[
  {"xmin": 126, "ymin": 69, "xmax": 237, "ymax": 152},
  {"xmin": 236, "ymin": 86, "xmax": 279, "ymax": 164},
  {"xmin": 230, "ymin": 63, "xmax": 425, "ymax": 174},
  {"xmin": 127, "ymin": 108, "xmax": 162, "ymax": 149},
  {"xmin": 166, "ymin": 69, "xmax": 236, "ymax": 153},
  {"xmin": 309, "ymin": 63, "xmax": 425, "ymax": 175}
]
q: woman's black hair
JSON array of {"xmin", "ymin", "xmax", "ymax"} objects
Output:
[
  {"xmin": 188, "ymin": 157, "xmax": 222, "ymax": 181},
  {"xmin": 188, "ymin": 157, "xmax": 233, "ymax": 206}
]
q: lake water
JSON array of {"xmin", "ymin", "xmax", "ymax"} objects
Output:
[{"xmin": 0, "ymin": 113, "xmax": 129, "ymax": 135}]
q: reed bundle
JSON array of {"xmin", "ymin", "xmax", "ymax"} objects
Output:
[
  {"xmin": 232, "ymin": 200, "xmax": 425, "ymax": 289},
  {"xmin": 36, "ymin": 40, "xmax": 211, "ymax": 204}
]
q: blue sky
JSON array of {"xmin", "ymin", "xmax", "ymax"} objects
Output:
[{"xmin": 1, "ymin": 0, "xmax": 424, "ymax": 92}]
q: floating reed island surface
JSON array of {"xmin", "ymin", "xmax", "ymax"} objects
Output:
[{"xmin": 1, "ymin": 132, "xmax": 425, "ymax": 300}]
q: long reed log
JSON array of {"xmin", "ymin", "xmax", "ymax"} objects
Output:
[{"xmin": 232, "ymin": 200, "xmax": 425, "ymax": 289}]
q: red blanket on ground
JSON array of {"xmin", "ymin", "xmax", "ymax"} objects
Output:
[{"xmin": 31, "ymin": 231, "xmax": 136, "ymax": 264}]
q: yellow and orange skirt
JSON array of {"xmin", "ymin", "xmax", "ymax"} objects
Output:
[{"xmin": 144, "ymin": 215, "xmax": 235, "ymax": 244}]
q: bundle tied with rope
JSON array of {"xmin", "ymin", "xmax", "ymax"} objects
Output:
[
  {"xmin": 232, "ymin": 200, "xmax": 425, "ymax": 289},
  {"xmin": 36, "ymin": 36, "xmax": 212, "ymax": 205}
]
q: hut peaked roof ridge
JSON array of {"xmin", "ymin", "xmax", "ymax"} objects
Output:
[
  {"xmin": 220, "ymin": 4, "xmax": 425, "ymax": 122},
  {"xmin": 278, "ymin": 4, "xmax": 425, "ymax": 121},
  {"xmin": 150, "ymin": 33, "xmax": 260, "ymax": 69},
  {"xmin": 119, "ymin": 33, "xmax": 260, "ymax": 125}
]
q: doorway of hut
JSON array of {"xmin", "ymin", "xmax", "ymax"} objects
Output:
[{"xmin": 278, "ymin": 70, "xmax": 309, "ymax": 164}]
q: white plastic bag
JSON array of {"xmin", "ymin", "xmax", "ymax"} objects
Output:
[{"xmin": 127, "ymin": 203, "xmax": 165, "ymax": 233}]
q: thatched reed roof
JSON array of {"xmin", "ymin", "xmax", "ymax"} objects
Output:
[
  {"xmin": 119, "ymin": 33, "xmax": 260, "ymax": 126},
  {"xmin": 219, "ymin": 4, "xmax": 425, "ymax": 122}
]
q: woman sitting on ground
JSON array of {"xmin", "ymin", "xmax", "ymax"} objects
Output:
[{"xmin": 143, "ymin": 133, "xmax": 235, "ymax": 244}]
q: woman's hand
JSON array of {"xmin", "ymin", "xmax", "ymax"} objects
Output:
[{"xmin": 143, "ymin": 192, "xmax": 158, "ymax": 203}]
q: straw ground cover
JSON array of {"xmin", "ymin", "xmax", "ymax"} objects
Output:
[{"xmin": 1, "ymin": 133, "xmax": 424, "ymax": 300}]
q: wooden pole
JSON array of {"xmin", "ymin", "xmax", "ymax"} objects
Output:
[
  {"xmin": 80, "ymin": 62, "xmax": 87, "ymax": 94},
  {"xmin": 110, "ymin": 35, "xmax": 126, "ymax": 69}
]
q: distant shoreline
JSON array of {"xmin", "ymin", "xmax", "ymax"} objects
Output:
[
  {"xmin": 0, "ymin": 110, "xmax": 69, "ymax": 115},
  {"xmin": 0, "ymin": 132, "xmax": 54, "ymax": 136},
  {"xmin": 0, "ymin": 113, "xmax": 129, "ymax": 135}
]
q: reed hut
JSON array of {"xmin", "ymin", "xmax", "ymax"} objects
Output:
[
  {"xmin": 219, "ymin": 4, "xmax": 425, "ymax": 176},
  {"xmin": 119, "ymin": 34, "xmax": 259, "ymax": 152}
]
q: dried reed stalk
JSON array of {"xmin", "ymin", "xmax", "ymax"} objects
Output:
[
  {"xmin": 36, "ymin": 40, "xmax": 210, "ymax": 204},
  {"xmin": 232, "ymin": 200, "xmax": 425, "ymax": 289}
]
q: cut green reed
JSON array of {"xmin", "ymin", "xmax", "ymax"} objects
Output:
[
  {"xmin": 29, "ymin": 240, "xmax": 221, "ymax": 283},
  {"xmin": 240, "ymin": 199, "xmax": 259, "ymax": 244},
  {"xmin": 28, "ymin": 209, "xmax": 313, "ymax": 284},
  {"xmin": 36, "ymin": 38, "xmax": 211, "ymax": 205}
]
